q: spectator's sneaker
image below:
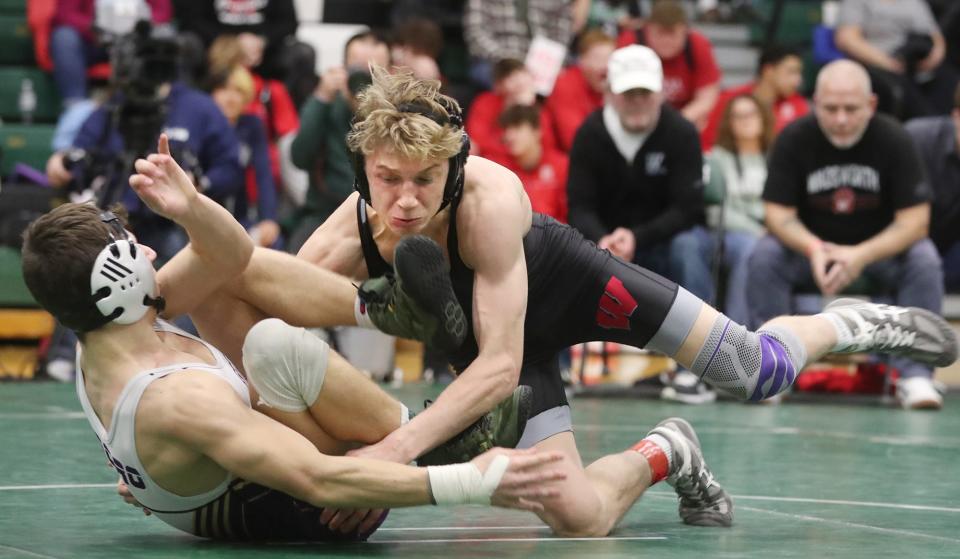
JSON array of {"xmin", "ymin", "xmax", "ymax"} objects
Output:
[
  {"xmin": 822, "ymin": 299, "xmax": 958, "ymax": 367},
  {"xmin": 45, "ymin": 358, "xmax": 75, "ymax": 382},
  {"xmin": 358, "ymin": 236, "xmax": 467, "ymax": 352},
  {"xmin": 660, "ymin": 370, "xmax": 717, "ymax": 405},
  {"xmin": 896, "ymin": 377, "xmax": 944, "ymax": 410},
  {"xmin": 417, "ymin": 385, "xmax": 533, "ymax": 466},
  {"xmin": 647, "ymin": 417, "xmax": 734, "ymax": 527}
]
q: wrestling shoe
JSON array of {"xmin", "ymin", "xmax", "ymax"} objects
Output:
[
  {"xmin": 358, "ymin": 236, "xmax": 468, "ymax": 352},
  {"xmin": 417, "ymin": 385, "xmax": 533, "ymax": 466},
  {"xmin": 647, "ymin": 417, "xmax": 734, "ymax": 527},
  {"xmin": 822, "ymin": 299, "xmax": 958, "ymax": 367}
]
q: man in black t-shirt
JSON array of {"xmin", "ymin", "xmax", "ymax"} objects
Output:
[{"xmin": 748, "ymin": 60, "xmax": 946, "ymax": 410}]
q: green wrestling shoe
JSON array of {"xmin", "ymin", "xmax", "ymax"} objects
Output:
[
  {"xmin": 417, "ymin": 385, "xmax": 534, "ymax": 466},
  {"xmin": 358, "ymin": 236, "xmax": 467, "ymax": 353}
]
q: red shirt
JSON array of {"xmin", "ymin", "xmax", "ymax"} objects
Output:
[
  {"xmin": 491, "ymin": 150, "xmax": 569, "ymax": 222},
  {"xmin": 246, "ymin": 74, "xmax": 300, "ymax": 184},
  {"xmin": 466, "ymin": 92, "xmax": 558, "ymax": 160},
  {"xmin": 700, "ymin": 82, "xmax": 810, "ymax": 150},
  {"xmin": 616, "ymin": 28, "xmax": 721, "ymax": 110},
  {"xmin": 543, "ymin": 65, "xmax": 605, "ymax": 153}
]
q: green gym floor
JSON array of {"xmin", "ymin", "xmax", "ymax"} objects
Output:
[{"xmin": 1, "ymin": 383, "xmax": 958, "ymax": 559}]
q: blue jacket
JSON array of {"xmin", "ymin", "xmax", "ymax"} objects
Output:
[
  {"xmin": 232, "ymin": 114, "xmax": 277, "ymax": 225},
  {"xmin": 74, "ymin": 82, "xmax": 242, "ymax": 214}
]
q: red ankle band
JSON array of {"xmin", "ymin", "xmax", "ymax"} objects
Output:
[{"xmin": 632, "ymin": 439, "xmax": 669, "ymax": 484}]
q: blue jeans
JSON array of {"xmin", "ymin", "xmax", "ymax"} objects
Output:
[
  {"xmin": 747, "ymin": 235, "xmax": 944, "ymax": 379},
  {"xmin": 669, "ymin": 225, "xmax": 758, "ymax": 325},
  {"xmin": 50, "ymin": 26, "xmax": 108, "ymax": 102},
  {"xmin": 942, "ymin": 240, "xmax": 960, "ymax": 293}
]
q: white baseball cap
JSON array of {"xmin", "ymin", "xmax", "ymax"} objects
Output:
[{"xmin": 607, "ymin": 45, "xmax": 663, "ymax": 94}]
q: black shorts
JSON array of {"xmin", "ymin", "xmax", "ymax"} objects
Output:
[
  {"xmin": 187, "ymin": 480, "xmax": 388, "ymax": 541},
  {"xmin": 450, "ymin": 216, "xmax": 681, "ymax": 442}
]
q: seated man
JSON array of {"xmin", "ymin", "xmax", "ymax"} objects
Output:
[
  {"xmin": 21, "ymin": 136, "xmax": 559, "ymax": 541},
  {"xmin": 748, "ymin": 60, "xmax": 947, "ymax": 410},
  {"xmin": 297, "ymin": 64, "xmax": 958, "ymax": 536}
]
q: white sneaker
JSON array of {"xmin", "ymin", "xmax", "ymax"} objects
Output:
[
  {"xmin": 896, "ymin": 377, "xmax": 944, "ymax": 410},
  {"xmin": 661, "ymin": 370, "xmax": 717, "ymax": 405},
  {"xmin": 45, "ymin": 358, "xmax": 75, "ymax": 382}
]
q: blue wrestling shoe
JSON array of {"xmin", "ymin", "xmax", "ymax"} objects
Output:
[{"xmin": 647, "ymin": 417, "xmax": 734, "ymax": 527}]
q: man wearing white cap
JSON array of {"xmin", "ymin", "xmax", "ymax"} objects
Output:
[{"xmin": 567, "ymin": 45, "xmax": 715, "ymax": 404}]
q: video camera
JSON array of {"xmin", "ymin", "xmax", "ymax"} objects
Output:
[{"xmin": 65, "ymin": 22, "xmax": 203, "ymax": 208}]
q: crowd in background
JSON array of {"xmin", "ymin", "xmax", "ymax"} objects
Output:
[{"xmin": 28, "ymin": 0, "xmax": 960, "ymax": 409}]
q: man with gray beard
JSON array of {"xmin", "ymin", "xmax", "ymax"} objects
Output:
[{"xmin": 747, "ymin": 60, "xmax": 946, "ymax": 410}]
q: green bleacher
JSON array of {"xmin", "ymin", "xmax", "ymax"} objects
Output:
[{"xmin": 0, "ymin": 123, "xmax": 55, "ymax": 175}]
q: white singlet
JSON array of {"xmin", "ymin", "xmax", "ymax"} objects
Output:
[{"xmin": 75, "ymin": 320, "xmax": 251, "ymax": 534}]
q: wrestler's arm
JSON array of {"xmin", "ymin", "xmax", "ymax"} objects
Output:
[
  {"xmin": 129, "ymin": 135, "xmax": 254, "ymax": 319},
  {"xmin": 160, "ymin": 372, "xmax": 560, "ymax": 509},
  {"xmin": 378, "ymin": 158, "xmax": 530, "ymax": 461}
]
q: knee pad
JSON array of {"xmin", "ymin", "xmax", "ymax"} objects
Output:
[
  {"xmin": 690, "ymin": 316, "xmax": 807, "ymax": 401},
  {"xmin": 242, "ymin": 318, "xmax": 330, "ymax": 412}
]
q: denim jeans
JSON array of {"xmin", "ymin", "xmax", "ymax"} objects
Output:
[
  {"xmin": 668, "ymin": 225, "xmax": 758, "ymax": 325},
  {"xmin": 747, "ymin": 235, "xmax": 944, "ymax": 378},
  {"xmin": 941, "ymin": 240, "xmax": 960, "ymax": 293},
  {"xmin": 50, "ymin": 26, "xmax": 109, "ymax": 102}
]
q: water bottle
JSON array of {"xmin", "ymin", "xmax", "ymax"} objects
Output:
[{"xmin": 18, "ymin": 78, "xmax": 36, "ymax": 125}]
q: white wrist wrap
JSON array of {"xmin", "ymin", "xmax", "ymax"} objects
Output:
[{"xmin": 427, "ymin": 455, "xmax": 510, "ymax": 505}]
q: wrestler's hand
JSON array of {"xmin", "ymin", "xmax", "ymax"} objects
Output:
[
  {"xmin": 471, "ymin": 447, "xmax": 567, "ymax": 511},
  {"xmin": 116, "ymin": 478, "xmax": 151, "ymax": 516},
  {"xmin": 319, "ymin": 507, "xmax": 385, "ymax": 536},
  {"xmin": 129, "ymin": 134, "xmax": 199, "ymax": 221},
  {"xmin": 346, "ymin": 438, "xmax": 410, "ymax": 464}
]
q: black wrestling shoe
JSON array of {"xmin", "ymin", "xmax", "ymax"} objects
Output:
[
  {"xmin": 358, "ymin": 236, "xmax": 467, "ymax": 352},
  {"xmin": 417, "ymin": 385, "xmax": 533, "ymax": 466}
]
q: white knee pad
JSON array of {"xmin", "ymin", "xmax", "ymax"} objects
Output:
[{"xmin": 242, "ymin": 318, "xmax": 330, "ymax": 412}]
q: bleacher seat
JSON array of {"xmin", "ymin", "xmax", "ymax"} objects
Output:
[
  {"xmin": 0, "ymin": 16, "xmax": 35, "ymax": 66},
  {"xmin": 0, "ymin": 67, "xmax": 60, "ymax": 123},
  {"xmin": 750, "ymin": 1, "xmax": 822, "ymax": 46},
  {"xmin": 0, "ymin": 123, "xmax": 55, "ymax": 175},
  {"xmin": 0, "ymin": 246, "xmax": 37, "ymax": 308},
  {"xmin": 0, "ymin": 0, "xmax": 25, "ymax": 16}
]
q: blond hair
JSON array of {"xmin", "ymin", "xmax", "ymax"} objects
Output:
[
  {"xmin": 226, "ymin": 65, "xmax": 255, "ymax": 106},
  {"xmin": 347, "ymin": 66, "xmax": 463, "ymax": 161}
]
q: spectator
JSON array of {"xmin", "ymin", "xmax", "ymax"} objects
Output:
[
  {"xmin": 616, "ymin": 0, "xmax": 721, "ymax": 130},
  {"xmin": 701, "ymin": 44, "xmax": 809, "ymax": 150},
  {"xmin": 50, "ymin": 0, "xmax": 171, "ymax": 128},
  {"xmin": 45, "ymin": 82, "xmax": 241, "ymax": 264},
  {"xmin": 174, "ymin": 0, "xmax": 317, "ymax": 108},
  {"xmin": 492, "ymin": 104, "xmax": 569, "ymax": 222},
  {"xmin": 835, "ymin": 0, "xmax": 958, "ymax": 119},
  {"xmin": 208, "ymin": 65, "xmax": 280, "ymax": 248},
  {"xmin": 566, "ymin": 44, "xmax": 707, "ymax": 404},
  {"xmin": 208, "ymin": 35, "xmax": 300, "ymax": 193},
  {"xmin": 748, "ymin": 60, "xmax": 944, "ymax": 410},
  {"xmin": 391, "ymin": 17, "xmax": 444, "ymax": 81},
  {"xmin": 904, "ymin": 85, "xmax": 960, "ymax": 293},
  {"xmin": 464, "ymin": 0, "xmax": 577, "ymax": 89},
  {"xmin": 287, "ymin": 31, "xmax": 391, "ymax": 253},
  {"xmin": 673, "ymin": 93, "xmax": 774, "ymax": 326},
  {"xmin": 465, "ymin": 59, "xmax": 558, "ymax": 160},
  {"xmin": 544, "ymin": 29, "xmax": 616, "ymax": 152}
]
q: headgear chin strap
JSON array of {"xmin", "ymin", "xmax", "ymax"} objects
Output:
[
  {"xmin": 352, "ymin": 98, "xmax": 471, "ymax": 213},
  {"xmin": 86, "ymin": 211, "xmax": 165, "ymax": 330}
]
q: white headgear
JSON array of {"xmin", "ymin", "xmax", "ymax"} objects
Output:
[{"xmin": 90, "ymin": 238, "xmax": 159, "ymax": 325}]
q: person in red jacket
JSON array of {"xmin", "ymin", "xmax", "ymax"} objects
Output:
[
  {"xmin": 616, "ymin": 0, "xmax": 721, "ymax": 130},
  {"xmin": 701, "ymin": 44, "xmax": 809, "ymax": 150},
  {"xmin": 491, "ymin": 104, "xmax": 569, "ymax": 222},
  {"xmin": 544, "ymin": 29, "xmax": 616, "ymax": 152},
  {"xmin": 465, "ymin": 59, "xmax": 558, "ymax": 160}
]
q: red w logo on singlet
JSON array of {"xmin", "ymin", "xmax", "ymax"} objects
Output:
[{"xmin": 596, "ymin": 276, "xmax": 637, "ymax": 330}]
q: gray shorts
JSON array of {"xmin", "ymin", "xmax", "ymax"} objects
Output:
[{"xmin": 517, "ymin": 405, "xmax": 573, "ymax": 448}]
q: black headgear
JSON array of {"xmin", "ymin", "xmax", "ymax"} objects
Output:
[
  {"xmin": 352, "ymin": 98, "xmax": 471, "ymax": 212},
  {"xmin": 57, "ymin": 211, "xmax": 165, "ymax": 333}
]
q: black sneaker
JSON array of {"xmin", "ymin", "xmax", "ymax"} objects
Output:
[
  {"xmin": 660, "ymin": 370, "xmax": 717, "ymax": 405},
  {"xmin": 358, "ymin": 236, "xmax": 468, "ymax": 352},
  {"xmin": 417, "ymin": 385, "xmax": 533, "ymax": 465}
]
